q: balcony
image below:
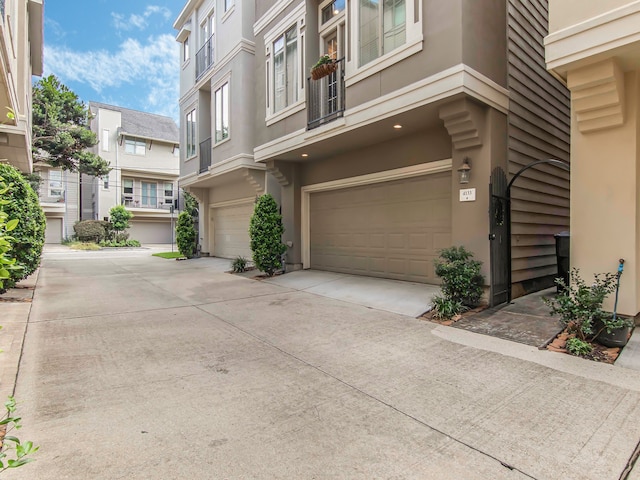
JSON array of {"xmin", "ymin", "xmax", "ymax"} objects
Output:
[
  {"xmin": 123, "ymin": 194, "xmax": 175, "ymax": 211},
  {"xmin": 307, "ymin": 58, "xmax": 345, "ymax": 130},
  {"xmin": 199, "ymin": 137, "xmax": 212, "ymax": 173},
  {"xmin": 196, "ymin": 35, "xmax": 214, "ymax": 80}
]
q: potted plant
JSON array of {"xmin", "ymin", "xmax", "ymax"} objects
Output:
[
  {"xmin": 311, "ymin": 54, "xmax": 337, "ymax": 80},
  {"xmin": 544, "ymin": 267, "xmax": 634, "ymax": 348}
]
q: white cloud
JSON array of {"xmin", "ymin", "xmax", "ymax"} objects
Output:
[
  {"xmin": 43, "ymin": 33, "xmax": 180, "ymax": 121},
  {"xmin": 111, "ymin": 5, "xmax": 172, "ymax": 31}
]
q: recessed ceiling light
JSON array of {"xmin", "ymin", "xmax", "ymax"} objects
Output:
[
  {"xmin": 301, "ymin": 153, "xmax": 309, "ymax": 157},
  {"xmin": 393, "ymin": 124, "xmax": 402, "ymax": 129}
]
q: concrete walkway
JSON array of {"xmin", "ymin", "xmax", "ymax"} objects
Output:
[{"xmin": 4, "ymin": 248, "xmax": 640, "ymax": 479}]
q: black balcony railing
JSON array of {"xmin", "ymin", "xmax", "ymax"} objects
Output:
[
  {"xmin": 307, "ymin": 58, "xmax": 345, "ymax": 130},
  {"xmin": 199, "ymin": 137, "xmax": 212, "ymax": 173},
  {"xmin": 196, "ymin": 35, "xmax": 214, "ymax": 79}
]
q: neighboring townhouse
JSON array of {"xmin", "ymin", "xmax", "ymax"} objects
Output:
[
  {"xmin": 0, "ymin": 0, "xmax": 43, "ymax": 173},
  {"xmin": 174, "ymin": 0, "xmax": 266, "ymax": 260},
  {"xmin": 546, "ymin": 1, "xmax": 640, "ymax": 317},
  {"xmin": 253, "ymin": 0, "xmax": 571, "ymax": 305},
  {"xmin": 34, "ymin": 165, "xmax": 79, "ymax": 243},
  {"xmin": 82, "ymin": 103, "xmax": 180, "ymax": 244}
]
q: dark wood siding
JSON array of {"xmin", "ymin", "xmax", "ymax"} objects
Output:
[{"xmin": 507, "ymin": 0, "xmax": 570, "ymax": 292}]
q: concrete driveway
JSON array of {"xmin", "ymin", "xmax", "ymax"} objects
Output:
[{"xmin": 9, "ymin": 249, "xmax": 640, "ymax": 479}]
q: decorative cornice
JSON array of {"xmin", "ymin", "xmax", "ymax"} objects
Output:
[
  {"xmin": 439, "ymin": 98, "xmax": 484, "ymax": 150},
  {"xmin": 568, "ymin": 59, "xmax": 625, "ymax": 133},
  {"xmin": 253, "ymin": 0, "xmax": 297, "ymax": 35},
  {"xmin": 242, "ymin": 170, "xmax": 265, "ymax": 193}
]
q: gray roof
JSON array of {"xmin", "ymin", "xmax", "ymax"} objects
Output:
[{"xmin": 89, "ymin": 102, "xmax": 179, "ymax": 144}]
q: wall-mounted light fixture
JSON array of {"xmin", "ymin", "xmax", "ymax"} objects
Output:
[{"xmin": 457, "ymin": 157, "xmax": 471, "ymax": 184}]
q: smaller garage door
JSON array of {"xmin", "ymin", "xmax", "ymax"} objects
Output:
[
  {"xmin": 45, "ymin": 218, "xmax": 63, "ymax": 244},
  {"xmin": 211, "ymin": 202, "xmax": 253, "ymax": 259},
  {"xmin": 129, "ymin": 221, "xmax": 173, "ymax": 244}
]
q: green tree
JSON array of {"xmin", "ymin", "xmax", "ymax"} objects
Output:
[
  {"xmin": 176, "ymin": 211, "xmax": 197, "ymax": 258},
  {"xmin": 109, "ymin": 205, "xmax": 133, "ymax": 235},
  {"xmin": 183, "ymin": 191, "xmax": 199, "ymax": 219},
  {"xmin": 249, "ymin": 194, "xmax": 286, "ymax": 276},
  {"xmin": 0, "ymin": 164, "xmax": 45, "ymax": 293},
  {"xmin": 32, "ymin": 75, "xmax": 110, "ymax": 177}
]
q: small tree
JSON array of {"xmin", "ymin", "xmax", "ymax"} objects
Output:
[
  {"xmin": 109, "ymin": 205, "xmax": 133, "ymax": 241},
  {"xmin": 176, "ymin": 211, "xmax": 196, "ymax": 258},
  {"xmin": 249, "ymin": 194, "xmax": 286, "ymax": 276},
  {"xmin": 0, "ymin": 164, "xmax": 45, "ymax": 293}
]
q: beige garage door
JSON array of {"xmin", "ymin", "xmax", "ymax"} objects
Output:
[
  {"xmin": 211, "ymin": 202, "xmax": 253, "ymax": 259},
  {"xmin": 45, "ymin": 217, "xmax": 63, "ymax": 244},
  {"xmin": 129, "ymin": 221, "xmax": 173, "ymax": 244},
  {"xmin": 310, "ymin": 172, "xmax": 452, "ymax": 284}
]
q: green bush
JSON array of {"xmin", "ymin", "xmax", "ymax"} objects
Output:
[
  {"xmin": 99, "ymin": 239, "xmax": 140, "ymax": 248},
  {"xmin": 231, "ymin": 256, "xmax": 248, "ymax": 273},
  {"xmin": 0, "ymin": 164, "xmax": 45, "ymax": 292},
  {"xmin": 73, "ymin": 220, "xmax": 109, "ymax": 242},
  {"xmin": 431, "ymin": 295, "xmax": 465, "ymax": 320},
  {"xmin": 434, "ymin": 246, "xmax": 484, "ymax": 307},
  {"xmin": 176, "ymin": 211, "xmax": 197, "ymax": 258},
  {"xmin": 0, "ymin": 180, "xmax": 21, "ymax": 290},
  {"xmin": 109, "ymin": 205, "xmax": 133, "ymax": 233},
  {"xmin": 249, "ymin": 194, "xmax": 286, "ymax": 277},
  {"xmin": 566, "ymin": 337, "xmax": 593, "ymax": 356}
]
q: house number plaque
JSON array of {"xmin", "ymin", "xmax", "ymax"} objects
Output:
[{"xmin": 459, "ymin": 188, "xmax": 476, "ymax": 202}]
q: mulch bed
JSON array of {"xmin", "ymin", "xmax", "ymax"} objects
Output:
[
  {"xmin": 546, "ymin": 330, "xmax": 621, "ymax": 364},
  {"xmin": 420, "ymin": 305, "xmax": 488, "ymax": 326}
]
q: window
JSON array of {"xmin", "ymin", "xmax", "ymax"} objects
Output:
[
  {"xmin": 102, "ymin": 129, "xmax": 109, "ymax": 152},
  {"xmin": 224, "ymin": 0, "xmax": 234, "ymax": 12},
  {"xmin": 322, "ymin": 0, "xmax": 345, "ymax": 24},
  {"xmin": 123, "ymin": 179, "xmax": 134, "ymax": 195},
  {"xmin": 164, "ymin": 182, "xmax": 174, "ymax": 205},
  {"xmin": 215, "ymin": 82, "xmax": 229, "ymax": 143},
  {"xmin": 186, "ymin": 109, "xmax": 197, "ymax": 157},
  {"xmin": 183, "ymin": 37, "xmax": 190, "ymax": 62},
  {"xmin": 359, "ymin": 0, "xmax": 406, "ymax": 67},
  {"xmin": 103, "ymin": 176, "xmax": 109, "ymax": 189},
  {"xmin": 273, "ymin": 25, "xmax": 298, "ymax": 113},
  {"xmin": 125, "ymin": 137, "xmax": 146, "ymax": 155},
  {"xmin": 49, "ymin": 170, "xmax": 63, "ymax": 197},
  {"xmin": 141, "ymin": 182, "xmax": 157, "ymax": 208}
]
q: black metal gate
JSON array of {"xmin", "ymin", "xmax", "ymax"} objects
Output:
[{"xmin": 489, "ymin": 167, "xmax": 509, "ymax": 306}]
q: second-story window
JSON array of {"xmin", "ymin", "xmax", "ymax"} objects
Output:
[
  {"xmin": 359, "ymin": 0, "xmax": 406, "ymax": 67},
  {"xmin": 164, "ymin": 182, "xmax": 174, "ymax": 205},
  {"xmin": 183, "ymin": 37, "xmax": 190, "ymax": 63},
  {"xmin": 215, "ymin": 82, "xmax": 229, "ymax": 143},
  {"xmin": 186, "ymin": 109, "xmax": 197, "ymax": 157},
  {"xmin": 102, "ymin": 129, "xmax": 110, "ymax": 152},
  {"xmin": 224, "ymin": 0, "xmax": 234, "ymax": 12},
  {"xmin": 49, "ymin": 170, "xmax": 63, "ymax": 197},
  {"xmin": 125, "ymin": 137, "xmax": 146, "ymax": 155},
  {"xmin": 273, "ymin": 25, "xmax": 298, "ymax": 113}
]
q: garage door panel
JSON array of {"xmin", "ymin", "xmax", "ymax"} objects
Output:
[
  {"xmin": 211, "ymin": 203, "xmax": 253, "ymax": 259},
  {"xmin": 310, "ymin": 172, "xmax": 451, "ymax": 284},
  {"xmin": 45, "ymin": 218, "xmax": 62, "ymax": 244}
]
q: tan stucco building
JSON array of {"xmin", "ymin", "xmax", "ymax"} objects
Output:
[
  {"xmin": 177, "ymin": 0, "xmax": 572, "ymax": 306},
  {"xmin": 0, "ymin": 0, "xmax": 43, "ymax": 173},
  {"xmin": 546, "ymin": 0, "xmax": 640, "ymax": 316}
]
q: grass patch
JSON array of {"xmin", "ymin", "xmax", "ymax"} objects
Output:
[
  {"xmin": 152, "ymin": 251, "xmax": 183, "ymax": 259},
  {"xmin": 68, "ymin": 242, "xmax": 101, "ymax": 251}
]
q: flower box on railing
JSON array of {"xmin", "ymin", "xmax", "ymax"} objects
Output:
[{"xmin": 311, "ymin": 54, "xmax": 338, "ymax": 80}]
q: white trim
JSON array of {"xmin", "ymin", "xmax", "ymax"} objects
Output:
[
  {"xmin": 214, "ymin": 39, "xmax": 256, "ymax": 73},
  {"xmin": 300, "ymin": 159, "xmax": 452, "ymax": 268},
  {"xmin": 254, "ymin": 64, "xmax": 509, "ymax": 162},
  {"xmin": 210, "ymin": 197, "xmax": 255, "ymax": 209},
  {"xmin": 545, "ymin": 1, "xmax": 640, "ymax": 74},
  {"xmin": 221, "ymin": 2, "xmax": 235, "ymax": 23},
  {"xmin": 266, "ymin": 99, "xmax": 305, "ymax": 126},
  {"xmin": 254, "ymin": 0, "xmax": 297, "ymax": 35}
]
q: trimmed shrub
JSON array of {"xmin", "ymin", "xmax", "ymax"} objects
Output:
[
  {"xmin": 109, "ymin": 205, "xmax": 133, "ymax": 233},
  {"xmin": 434, "ymin": 246, "xmax": 484, "ymax": 307},
  {"xmin": 73, "ymin": 220, "xmax": 109, "ymax": 243},
  {"xmin": 176, "ymin": 211, "xmax": 197, "ymax": 259},
  {"xmin": 249, "ymin": 194, "xmax": 286, "ymax": 277},
  {"xmin": 0, "ymin": 164, "xmax": 45, "ymax": 291}
]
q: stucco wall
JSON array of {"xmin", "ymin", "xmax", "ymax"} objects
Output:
[{"xmin": 548, "ymin": 0, "xmax": 632, "ymax": 32}]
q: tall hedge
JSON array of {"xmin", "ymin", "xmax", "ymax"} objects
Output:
[
  {"xmin": 0, "ymin": 164, "xmax": 45, "ymax": 291},
  {"xmin": 176, "ymin": 211, "xmax": 196, "ymax": 258},
  {"xmin": 249, "ymin": 194, "xmax": 286, "ymax": 276}
]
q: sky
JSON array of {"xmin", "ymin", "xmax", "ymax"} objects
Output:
[{"xmin": 43, "ymin": 1, "xmax": 186, "ymax": 123}]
